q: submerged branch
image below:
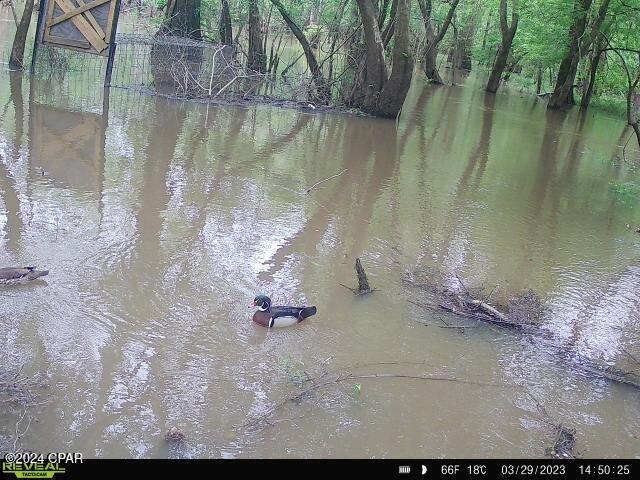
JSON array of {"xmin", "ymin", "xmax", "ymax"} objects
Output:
[{"xmin": 305, "ymin": 169, "xmax": 347, "ymax": 193}]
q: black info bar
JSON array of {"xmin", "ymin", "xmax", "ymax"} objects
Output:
[{"xmin": 2, "ymin": 458, "xmax": 636, "ymax": 479}]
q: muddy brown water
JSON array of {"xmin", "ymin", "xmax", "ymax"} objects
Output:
[{"xmin": 1, "ymin": 64, "xmax": 640, "ymax": 458}]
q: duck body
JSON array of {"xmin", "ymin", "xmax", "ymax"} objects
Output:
[
  {"xmin": 0, "ymin": 267, "xmax": 49, "ymax": 285},
  {"xmin": 251, "ymin": 295, "xmax": 317, "ymax": 328}
]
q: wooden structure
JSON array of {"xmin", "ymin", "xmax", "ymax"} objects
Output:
[
  {"xmin": 32, "ymin": 0, "xmax": 121, "ymax": 85},
  {"xmin": 41, "ymin": 0, "xmax": 118, "ymax": 55}
]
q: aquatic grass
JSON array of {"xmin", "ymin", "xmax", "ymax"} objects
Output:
[
  {"xmin": 277, "ymin": 355, "xmax": 309, "ymax": 387},
  {"xmin": 609, "ymin": 181, "xmax": 640, "ymax": 205},
  {"xmin": 589, "ymin": 95, "xmax": 627, "ymax": 120}
]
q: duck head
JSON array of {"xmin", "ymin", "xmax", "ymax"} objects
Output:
[{"xmin": 251, "ymin": 295, "xmax": 271, "ymax": 312}]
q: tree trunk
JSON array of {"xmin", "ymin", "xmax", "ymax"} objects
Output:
[
  {"xmin": 381, "ymin": 0, "xmax": 398, "ymax": 48},
  {"xmin": 630, "ymin": 92, "xmax": 640, "ymax": 150},
  {"xmin": 423, "ymin": 31, "xmax": 442, "ymax": 84},
  {"xmin": 247, "ymin": 0, "xmax": 266, "ymax": 72},
  {"xmin": 309, "ymin": 0, "xmax": 323, "ymax": 25},
  {"xmin": 378, "ymin": 0, "xmax": 413, "ymax": 117},
  {"xmin": 269, "ymin": 0, "xmax": 329, "ymax": 102},
  {"xmin": 219, "ymin": 0, "xmax": 233, "ymax": 46},
  {"xmin": 418, "ymin": 0, "xmax": 459, "ymax": 84},
  {"xmin": 355, "ymin": 0, "xmax": 388, "ymax": 113},
  {"xmin": 457, "ymin": 12, "xmax": 478, "ymax": 71},
  {"xmin": 486, "ymin": 0, "xmax": 518, "ymax": 93},
  {"xmin": 548, "ymin": 0, "xmax": 593, "ymax": 108},
  {"xmin": 353, "ymin": 0, "xmax": 412, "ymax": 118},
  {"xmin": 486, "ymin": 47, "xmax": 509, "ymax": 93},
  {"xmin": 536, "ymin": 65, "xmax": 543, "ymax": 94},
  {"xmin": 580, "ymin": 45, "xmax": 602, "ymax": 108},
  {"xmin": 159, "ymin": 0, "xmax": 202, "ymax": 38},
  {"xmin": 9, "ymin": 0, "xmax": 35, "ymax": 70}
]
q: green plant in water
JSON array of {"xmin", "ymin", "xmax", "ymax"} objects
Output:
[
  {"xmin": 278, "ymin": 355, "xmax": 308, "ymax": 387},
  {"xmin": 352, "ymin": 383, "xmax": 362, "ymax": 398},
  {"xmin": 609, "ymin": 181, "xmax": 640, "ymax": 205}
]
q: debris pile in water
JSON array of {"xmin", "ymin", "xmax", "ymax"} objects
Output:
[
  {"xmin": 402, "ymin": 268, "xmax": 544, "ymax": 330},
  {"xmin": 0, "ymin": 367, "xmax": 49, "ymax": 452},
  {"xmin": 545, "ymin": 424, "xmax": 576, "ymax": 458},
  {"xmin": 403, "ymin": 267, "xmax": 640, "ymax": 391},
  {"xmin": 165, "ymin": 427, "xmax": 185, "ymax": 442}
]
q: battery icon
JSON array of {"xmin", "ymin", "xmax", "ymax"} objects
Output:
[{"xmin": 399, "ymin": 466, "xmax": 411, "ymax": 474}]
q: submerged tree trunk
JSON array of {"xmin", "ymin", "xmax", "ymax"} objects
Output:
[
  {"xmin": 418, "ymin": 0, "xmax": 460, "ymax": 84},
  {"xmin": 247, "ymin": 0, "xmax": 266, "ymax": 72},
  {"xmin": 423, "ymin": 24, "xmax": 442, "ymax": 83},
  {"xmin": 159, "ymin": 0, "xmax": 202, "ymax": 38},
  {"xmin": 580, "ymin": 43, "xmax": 603, "ymax": 108},
  {"xmin": 355, "ymin": 0, "xmax": 388, "ymax": 112},
  {"xmin": 456, "ymin": 13, "xmax": 478, "ymax": 71},
  {"xmin": 219, "ymin": 0, "xmax": 233, "ymax": 46},
  {"xmin": 378, "ymin": 0, "xmax": 413, "ymax": 116},
  {"xmin": 353, "ymin": 0, "xmax": 413, "ymax": 118},
  {"xmin": 486, "ymin": 0, "xmax": 518, "ymax": 93},
  {"xmin": 548, "ymin": 0, "xmax": 593, "ymax": 108},
  {"xmin": 628, "ymin": 91, "xmax": 640, "ymax": 150},
  {"xmin": 536, "ymin": 65, "xmax": 543, "ymax": 94},
  {"xmin": 269, "ymin": 0, "xmax": 329, "ymax": 102},
  {"xmin": 9, "ymin": 0, "xmax": 35, "ymax": 70},
  {"xmin": 152, "ymin": 0, "xmax": 203, "ymax": 90}
]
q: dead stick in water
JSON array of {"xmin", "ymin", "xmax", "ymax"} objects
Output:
[
  {"xmin": 622, "ymin": 347, "xmax": 640, "ymax": 366},
  {"xmin": 306, "ymin": 169, "xmax": 347, "ymax": 193},
  {"xmin": 241, "ymin": 371, "xmax": 505, "ymax": 428},
  {"xmin": 355, "ymin": 258, "xmax": 371, "ymax": 293},
  {"xmin": 340, "ymin": 258, "xmax": 374, "ymax": 295}
]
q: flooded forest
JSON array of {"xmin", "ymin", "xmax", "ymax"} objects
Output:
[{"xmin": 1, "ymin": 0, "xmax": 640, "ymax": 459}]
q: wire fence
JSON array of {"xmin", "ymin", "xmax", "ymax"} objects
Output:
[
  {"xmin": 1, "ymin": 29, "xmax": 338, "ymax": 113},
  {"xmin": 110, "ymin": 34, "xmax": 320, "ymax": 105}
]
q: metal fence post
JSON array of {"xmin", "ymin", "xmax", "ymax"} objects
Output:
[
  {"xmin": 104, "ymin": 0, "xmax": 122, "ymax": 88},
  {"xmin": 30, "ymin": 0, "xmax": 48, "ymax": 75}
]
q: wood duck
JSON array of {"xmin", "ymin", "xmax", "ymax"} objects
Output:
[
  {"xmin": 250, "ymin": 295, "xmax": 317, "ymax": 328},
  {"xmin": 0, "ymin": 266, "xmax": 49, "ymax": 285}
]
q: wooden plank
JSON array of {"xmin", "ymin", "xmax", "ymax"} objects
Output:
[
  {"xmin": 47, "ymin": 0, "xmax": 110, "ymax": 28},
  {"xmin": 44, "ymin": 32, "xmax": 91, "ymax": 49},
  {"xmin": 105, "ymin": 0, "xmax": 116, "ymax": 43},
  {"xmin": 45, "ymin": 0, "xmax": 56, "ymax": 36},
  {"xmin": 76, "ymin": 0, "xmax": 106, "ymax": 40},
  {"xmin": 50, "ymin": 0, "xmax": 108, "ymax": 52}
]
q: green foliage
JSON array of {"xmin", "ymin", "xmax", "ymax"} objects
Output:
[
  {"xmin": 101, "ymin": 0, "xmax": 640, "ymax": 117},
  {"xmin": 278, "ymin": 355, "xmax": 309, "ymax": 387},
  {"xmin": 609, "ymin": 181, "xmax": 640, "ymax": 205},
  {"xmin": 589, "ymin": 94, "xmax": 628, "ymax": 118},
  {"xmin": 352, "ymin": 383, "xmax": 362, "ymax": 398}
]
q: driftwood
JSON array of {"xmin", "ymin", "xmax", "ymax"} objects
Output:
[{"xmin": 340, "ymin": 257, "xmax": 375, "ymax": 295}]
